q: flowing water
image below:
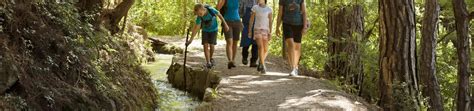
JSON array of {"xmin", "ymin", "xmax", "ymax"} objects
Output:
[{"xmin": 142, "ymin": 54, "xmax": 201, "ymax": 110}]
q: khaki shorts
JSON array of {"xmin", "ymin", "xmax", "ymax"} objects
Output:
[{"xmin": 224, "ymin": 21, "xmax": 243, "ymax": 41}]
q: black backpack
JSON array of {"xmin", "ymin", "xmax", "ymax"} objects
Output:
[{"xmin": 200, "ymin": 5, "xmax": 217, "ymax": 28}]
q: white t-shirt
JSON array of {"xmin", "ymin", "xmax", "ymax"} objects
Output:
[{"xmin": 251, "ymin": 5, "xmax": 272, "ymax": 30}]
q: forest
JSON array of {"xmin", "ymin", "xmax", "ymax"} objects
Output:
[{"xmin": 0, "ymin": 0, "xmax": 474, "ymax": 110}]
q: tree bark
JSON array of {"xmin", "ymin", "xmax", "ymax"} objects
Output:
[
  {"xmin": 452, "ymin": 0, "xmax": 471, "ymax": 110},
  {"xmin": 326, "ymin": 5, "xmax": 364, "ymax": 93},
  {"xmin": 100, "ymin": 0, "xmax": 135, "ymax": 34},
  {"xmin": 420, "ymin": 0, "xmax": 444, "ymax": 110},
  {"xmin": 378, "ymin": 0, "xmax": 420, "ymax": 110}
]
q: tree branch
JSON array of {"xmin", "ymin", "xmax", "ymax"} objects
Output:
[
  {"xmin": 362, "ymin": 17, "xmax": 379, "ymax": 42},
  {"xmin": 437, "ymin": 30, "xmax": 455, "ymax": 44}
]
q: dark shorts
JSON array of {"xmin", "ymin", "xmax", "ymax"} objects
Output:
[
  {"xmin": 224, "ymin": 21, "xmax": 243, "ymax": 41},
  {"xmin": 202, "ymin": 31, "xmax": 217, "ymax": 45},
  {"xmin": 283, "ymin": 23, "xmax": 304, "ymax": 43}
]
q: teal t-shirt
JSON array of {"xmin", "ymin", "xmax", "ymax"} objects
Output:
[
  {"xmin": 279, "ymin": 0, "xmax": 304, "ymax": 25},
  {"xmin": 223, "ymin": 0, "xmax": 241, "ymax": 21},
  {"xmin": 196, "ymin": 7, "xmax": 219, "ymax": 32}
]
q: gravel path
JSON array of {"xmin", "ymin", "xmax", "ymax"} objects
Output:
[{"xmin": 159, "ymin": 36, "xmax": 378, "ymax": 111}]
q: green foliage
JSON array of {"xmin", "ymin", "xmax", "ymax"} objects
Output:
[{"xmin": 129, "ymin": 0, "xmax": 196, "ymax": 36}]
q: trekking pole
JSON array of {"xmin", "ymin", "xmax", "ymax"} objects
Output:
[{"xmin": 184, "ymin": 28, "xmax": 190, "ymax": 92}]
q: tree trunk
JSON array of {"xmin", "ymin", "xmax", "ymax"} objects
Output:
[
  {"xmin": 420, "ymin": 0, "xmax": 444, "ymax": 110},
  {"xmin": 452, "ymin": 0, "xmax": 471, "ymax": 110},
  {"xmin": 102, "ymin": 0, "xmax": 135, "ymax": 34},
  {"xmin": 378, "ymin": 0, "xmax": 420, "ymax": 110},
  {"xmin": 325, "ymin": 4, "xmax": 364, "ymax": 93}
]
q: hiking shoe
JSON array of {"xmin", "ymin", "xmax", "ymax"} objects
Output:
[
  {"xmin": 228, "ymin": 62, "xmax": 232, "ymax": 69},
  {"xmin": 242, "ymin": 59, "xmax": 248, "ymax": 65},
  {"xmin": 206, "ymin": 63, "xmax": 213, "ymax": 69},
  {"xmin": 250, "ymin": 62, "xmax": 258, "ymax": 67},
  {"xmin": 230, "ymin": 62, "xmax": 237, "ymax": 68},
  {"xmin": 210, "ymin": 58, "xmax": 216, "ymax": 66}
]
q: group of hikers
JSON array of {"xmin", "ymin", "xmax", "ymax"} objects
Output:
[{"xmin": 185, "ymin": 0, "xmax": 308, "ymax": 76}]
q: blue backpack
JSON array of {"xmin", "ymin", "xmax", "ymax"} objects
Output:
[{"xmin": 200, "ymin": 5, "xmax": 216, "ymax": 28}]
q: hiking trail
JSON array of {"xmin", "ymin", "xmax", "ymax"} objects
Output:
[{"xmin": 158, "ymin": 36, "xmax": 378, "ymax": 110}]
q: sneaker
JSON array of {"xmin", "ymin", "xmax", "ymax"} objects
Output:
[
  {"xmin": 210, "ymin": 58, "xmax": 215, "ymax": 66},
  {"xmin": 289, "ymin": 69, "xmax": 298, "ymax": 76},
  {"xmin": 250, "ymin": 59, "xmax": 258, "ymax": 67},
  {"xmin": 206, "ymin": 63, "xmax": 213, "ymax": 69},
  {"xmin": 230, "ymin": 62, "xmax": 237, "ymax": 68},
  {"xmin": 228, "ymin": 62, "xmax": 233, "ymax": 69},
  {"xmin": 261, "ymin": 65, "xmax": 266, "ymax": 74},
  {"xmin": 257, "ymin": 64, "xmax": 262, "ymax": 72},
  {"xmin": 242, "ymin": 59, "xmax": 248, "ymax": 65}
]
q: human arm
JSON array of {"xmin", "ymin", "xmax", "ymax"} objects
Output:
[
  {"xmin": 301, "ymin": 0, "xmax": 308, "ymax": 35},
  {"xmin": 217, "ymin": 0, "xmax": 225, "ymax": 10},
  {"xmin": 186, "ymin": 23, "xmax": 201, "ymax": 46},
  {"xmin": 268, "ymin": 12, "xmax": 273, "ymax": 40},
  {"xmin": 217, "ymin": 13, "xmax": 230, "ymax": 32},
  {"xmin": 275, "ymin": 5, "xmax": 284, "ymax": 37},
  {"xmin": 248, "ymin": 12, "xmax": 256, "ymax": 38}
]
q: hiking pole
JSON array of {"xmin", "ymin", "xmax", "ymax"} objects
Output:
[{"xmin": 184, "ymin": 28, "xmax": 190, "ymax": 93}]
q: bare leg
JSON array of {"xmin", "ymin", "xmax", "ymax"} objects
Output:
[
  {"xmin": 294, "ymin": 43, "xmax": 301, "ymax": 69},
  {"xmin": 256, "ymin": 37, "xmax": 265, "ymax": 65},
  {"xmin": 262, "ymin": 38, "xmax": 269, "ymax": 64},
  {"xmin": 232, "ymin": 40, "xmax": 239, "ymax": 62},
  {"xmin": 226, "ymin": 39, "xmax": 233, "ymax": 62},
  {"xmin": 285, "ymin": 38, "xmax": 295, "ymax": 69},
  {"xmin": 210, "ymin": 45, "xmax": 215, "ymax": 59},
  {"xmin": 203, "ymin": 44, "xmax": 210, "ymax": 63}
]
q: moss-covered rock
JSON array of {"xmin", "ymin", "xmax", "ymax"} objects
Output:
[{"xmin": 166, "ymin": 56, "xmax": 221, "ymax": 100}]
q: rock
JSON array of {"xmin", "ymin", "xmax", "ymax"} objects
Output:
[
  {"xmin": 149, "ymin": 38, "xmax": 183, "ymax": 54},
  {"xmin": 166, "ymin": 57, "xmax": 221, "ymax": 100}
]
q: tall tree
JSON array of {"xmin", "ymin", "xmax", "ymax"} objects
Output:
[
  {"xmin": 378, "ymin": 0, "xmax": 420, "ymax": 110},
  {"xmin": 452, "ymin": 0, "xmax": 472, "ymax": 110},
  {"xmin": 420, "ymin": 0, "xmax": 444, "ymax": 110},
  {"xmin": 326, "ymin": 4, "xmax": 364, "ymax": 93}
]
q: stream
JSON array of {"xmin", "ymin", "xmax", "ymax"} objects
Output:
[{"xmin": 142, "ymin": 54, "xmax": 201, "ymax": 110}]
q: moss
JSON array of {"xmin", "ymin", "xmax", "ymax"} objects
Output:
[{"xmin": 1, "ymin": 1, "xmax": 158, "ymax": 110}]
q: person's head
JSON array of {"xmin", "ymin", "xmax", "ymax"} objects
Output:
[
  {"xmin": 258, "ymin": 0, "xmax": 267, "ymax": 5},
  {"xmin": 194, "ymin": 4, "xmax": 207, "ymax": 17}
]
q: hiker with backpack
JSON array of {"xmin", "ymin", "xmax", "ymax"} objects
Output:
[
  {"xmin": 217, "ymin": 0, "xmax": 244, "ymax": 69},
  {"xmin": 276, "ymin": 0, "xmax": 309, "ymax": 76},
  {"xmin": 248, "ymin": 0, "xmax": 272, "ymax": 74},
  {"xmin": 186, "ymin": 4, "xmax": 229, "ymax": 69},
  {"xmin": 239, "ymin": 0, "xmax": 259, "ymax": 67}
]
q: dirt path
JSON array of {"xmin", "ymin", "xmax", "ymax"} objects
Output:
[{"xmin": 158, "ymin": 36, "xmax": 377, "ymax": 111}]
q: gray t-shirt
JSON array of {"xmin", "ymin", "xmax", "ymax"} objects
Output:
[{"xmin": 279, "ymin": 0, "xmax": 304, "ymax": 25}]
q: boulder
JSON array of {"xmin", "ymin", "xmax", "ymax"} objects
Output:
[{"xmin": 166, "ymin": 57, "xmax": 220, "ymax": 100}]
